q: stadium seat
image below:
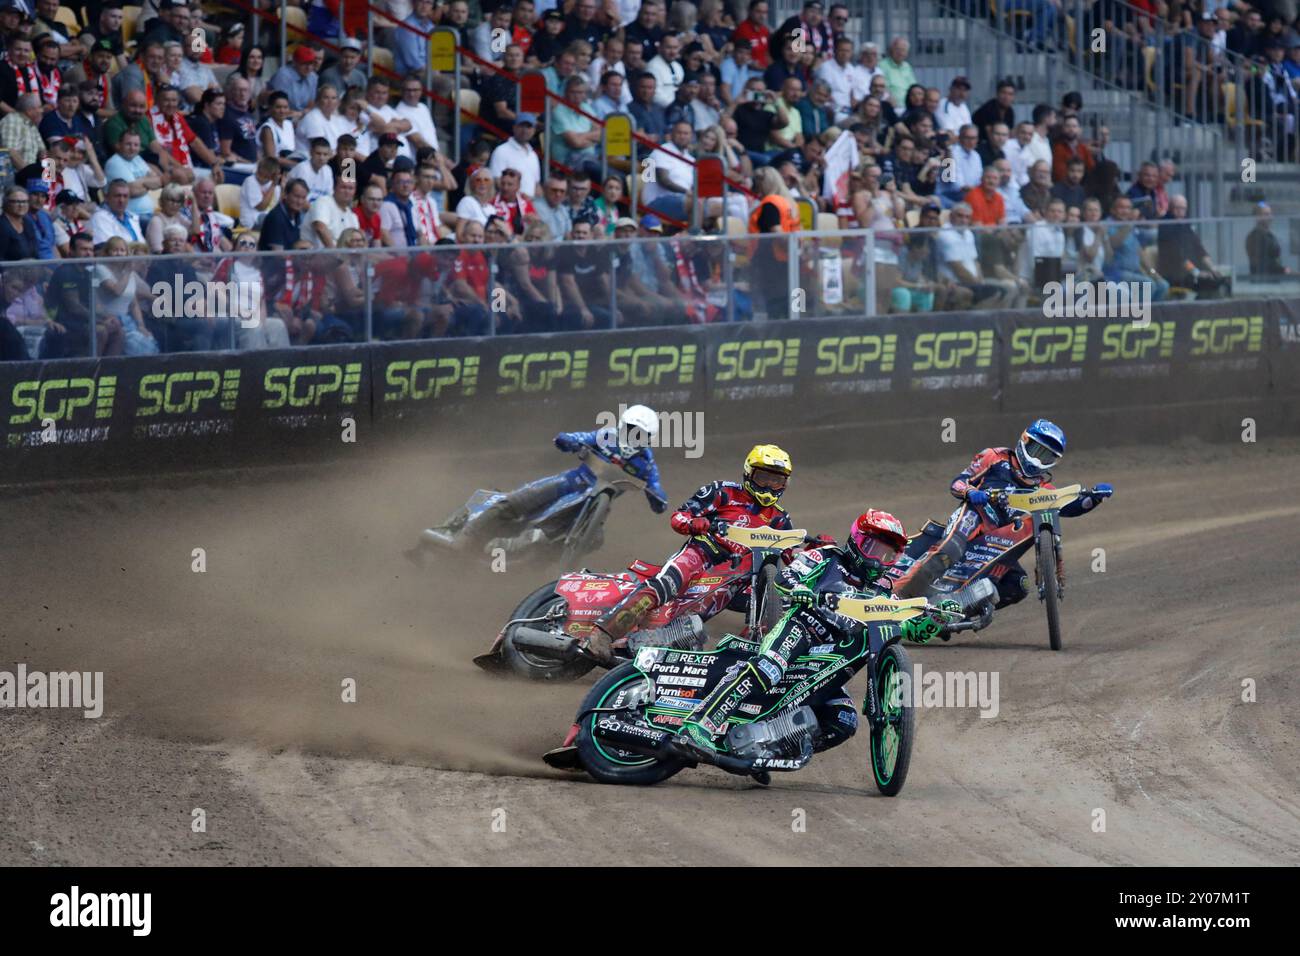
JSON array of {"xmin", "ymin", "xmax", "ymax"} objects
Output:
[
  {"xmin": 724, "ymin": 216, "xmax": 747, "ymax": 236},
  {"xmin": 54, "ymin": 6, "xmax": 81, "ymax": 35},
  {"xmin": 284, "ymin": 6, "xmax": 307, "ymax": 39},
  {"xmin": 815, "ymin": 212, "xmax": 839, "ymax": 233},
  {"xmin": 215, "ymin": 183, "xmax": 241, "ymax": 220},
  {"xmin": 457, "ymin": 89, "xmax": 481, "ymax": 117},
  {"xmin": 371, "ymin": 47, "xmax": 394, "ymax": 73},
  {"xmin": 1222, "ymin": 83, "xmax": 1263, "ymax": 130},
  {"xmin": 122, "ymin": 6, "xmax": 142, "ymax": 44}
]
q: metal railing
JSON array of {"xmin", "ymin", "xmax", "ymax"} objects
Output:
[{"xmin": 6, "ymin": 213, "xmax": 1295, "ymax": 361}]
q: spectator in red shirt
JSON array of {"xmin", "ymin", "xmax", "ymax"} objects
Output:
[
  {"xmin": 150, "ymin": 85, "xmax": 224, "ymax": 184},
  {"xmin": 512, "ymin": 0, "xmax": 538, "ymax": 58},
  {"xmin": 1051, "ymin": 114, "xmax": 1096, "ymax": 182},
  {"xmin": 354, "ymin": 182, "xmax": 388, "ymax": 245},
  {"xmin": 448, "ymin": 218, "xmax": 492, "ymax": 335},
  {"xmin": 734, "ymin": 0, "xmax": 773, "ymax": 69}
]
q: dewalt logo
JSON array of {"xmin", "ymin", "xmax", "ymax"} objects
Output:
[
  {"xmin": 1100, "ymin": 321, "xmax": 1175, "ymax": 361},
  {"xmin": 1191, "ymin": 316, "xmax": 1263, "ymax": 356},
  {"xmin": 715, "ymin": 339, "xmax": 800, "ymax": 381},
  {"xmin": 1010, "ymin": 325, "xmax": 1088, "ymax": 366},
  {"xmin": 384, "ymin": 357, "xmax": 479, "ymax": 402},
  {"xmin": 814, "ymin": 334, "xmax": 897, "ymax": 375},
  {"xmin": 912, "ymin": 330, "xmax": 994, "ymax": 371},
  {"xmin": 608, "ymin": 345, "xmax": 696, "ymax": 387},
  {"xmin": 136, "ymin": 370, "xmax": 239, "ymax": 417},
  {"xmin": 262, "ymin": 363, "xmax": 363, "ymax": 408},
  {"xmin": 9, "ymin": 376, "xmax": 116, "ymax": 425},
  {"xmin": 498, "ymin": 350, "xmax": 588, "ymax": 393}
]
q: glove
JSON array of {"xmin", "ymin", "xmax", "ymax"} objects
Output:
[
  {"xmin": 1091, "ymin": 483, "xmax": 1113, "ymax": 499},
  {"xmin": 938, "ymin": 599, "xmax": 962, "ymax": 617},
  {"xmin": 554, "ymin": 434, "xmax": 578, "ymax": 452},
  {"xmin": 687, "ymin": 515, "xmax": 711, "ymax": 535},
  {"xmin": 788, "ymin": 584, "xmax": 817, "ymax": 607},
  {"xmin": 967, "ymin": 489, "xmax": 989, "ymax": 507},
  {"xmin": 809, "ymin": 533, "xmax": 836, "ymax": 549},
  {"xmin": 648, "ymin": 494, "xmax": 667, "ymax": 514},
  {"xmin": 901, "ymin": 612, "xmax": 945, "ymax": 645},
  {"xmin": 710, "ymin": 519, "xmax": 730, "ymax": 538}
]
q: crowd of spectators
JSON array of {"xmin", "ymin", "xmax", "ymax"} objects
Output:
[{"xmin": 0, "ymin": 0, "xmax": 1295, "ymax": 361}]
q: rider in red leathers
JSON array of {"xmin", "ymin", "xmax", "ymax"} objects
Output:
[{"xmin": 584, "ymin": 444, "xmax": 798, "ymax": 664}]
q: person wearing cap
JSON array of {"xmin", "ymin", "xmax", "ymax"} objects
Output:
[
  {"xmin": 21, "ymin": 177, "xmax": 55, "ymax": 258},
  {"xmin": 268, "ymin": 45, "xmax": 319, "ymax": 119},
  {"xmin": 531, "ymin": 9, "xmax": 570, "ymax": 66},
  {"xmin": 357, "ymin": 131, "xmax": 402, "ymax": 194},
  {"xmin": 936, "ymin": 75, "xmax": 973, "ymax": 135},
  {"xmin": 216, "ymin": 22, "xmax": 245, "ymax": 65},
  {"xmin": 488, "ymin": 112, "xmax": 541, "ymax": 197},
  {"xmin": 65, "ymin": 41, "xmax": 117, "ymax": 114},
  {"xmin": 319, "ymin": 39, "xmax": 368, "ymax": 98},
  {"xmin": 394, "ymin": 0, "xmax": 437, "ymax": 78},
  {"xmin": 615, "ymin": 213, "xmax": 687, "ymax": 326},
  {"xmin": 51, "ymin": 187, "xmax": 88, "ymax": 255}
]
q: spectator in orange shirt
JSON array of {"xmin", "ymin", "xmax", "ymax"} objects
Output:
[{"xmin": 964, "ymin": 167, "xmax": 1006, "ymax": 226}]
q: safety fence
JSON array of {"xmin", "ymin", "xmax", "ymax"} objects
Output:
[{"xmin": 3, "ymin": 294, "xmax": 1297, "ymax": 483}]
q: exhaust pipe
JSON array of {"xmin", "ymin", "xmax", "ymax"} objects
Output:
[{"xmin": 512, "ymin": 627, "xmax": 580, "ymax": 660}]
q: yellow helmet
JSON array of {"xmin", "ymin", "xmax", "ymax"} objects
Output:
[{"xmin": 743, "ymin": 444, "xmax": 792, "ymax": 507}]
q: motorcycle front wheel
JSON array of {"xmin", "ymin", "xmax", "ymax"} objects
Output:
[
  {"xmin": 1036, "ymin": 527, "xmax": 1063, "ymax": 651},
  {"xmin": 869, "ymin": 643, "xmax": 916, "ymax": 796}
]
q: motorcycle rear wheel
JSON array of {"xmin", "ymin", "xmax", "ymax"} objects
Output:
[
  {"xmin": 869, "ymin": 643, "xmax": 916, "ymax": 796},
  {"xmin": 576, "ymin": 663, "xmax": 686, "ymax": 786},
  {"xmin": 756, "ymin": 563, "xmax": 785, "ymax": 636},
  {"xmin": 560, "ymin": 493, "xmax": 611, "ymax": 569},
  {"xmin": 1037, "ymin": 528, "xmax": 1063, "ymax": 651},
  {"xmin": 501, "ymin": 581, "xmax": 596, "ymax": 681}
]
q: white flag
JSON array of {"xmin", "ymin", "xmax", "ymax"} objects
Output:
[{"xmin": 822, "ymin": 129, "xmax": 860, "ymax": 207}]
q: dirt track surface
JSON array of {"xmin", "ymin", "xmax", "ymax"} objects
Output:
[{"xmin": 2, "ymin": 432, "xmax": 1298, "ymax": 866}]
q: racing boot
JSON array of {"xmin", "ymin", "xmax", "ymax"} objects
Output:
[
  {"xmin": 587, "ymin": 583, "xmax": 661, "ymax": 665},
  {"xmin": 440, "ymin": 498, "xmax": 515, "ymax": 553}
]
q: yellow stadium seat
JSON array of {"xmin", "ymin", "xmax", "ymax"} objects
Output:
[
  {"xmin": 54, "ymin": 6, "xmax": 81, "ymax": 35},
  {"xmin": 122, "ymin": 6, "xmax": 142, "ymax": 45},
  {"xmin": 284, "ymin": 6, "xmax": 307, "ymax": 40},
  {"xmin": 371, "ymin": 47, "xmax": 394, "ymax": 74},
  {"xmin": 457, "ymin": 89, "xmax": 480, "ymax": 117},
  {"xmin": 215, "ymin": 183, "xmax": 241, "ymax": 220}
]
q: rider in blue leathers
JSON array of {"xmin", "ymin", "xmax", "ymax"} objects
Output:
[
  {"xmin": 892, "ymin": 419, "xmax": 1113, "ymax": 601},
  {"xmin": 421, "ymin": 405, "xmax": 667, "ymax": 555}
]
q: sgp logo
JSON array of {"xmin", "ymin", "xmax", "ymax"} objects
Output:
[
  {"xmin": 814, "ymin": 334, "xmax": 898, "ymax": 375},
  {"xmin": 136, "ymin": 370, "xmax": 240, "ymax": 416},
  {"xmin": 262, "ymin": 363, "xmax": 363, "ymax": 408},
  {"xmin": 912, "ymin": 330, "xmax": 994, "ymax": 371},
  {"xmin": 1100, "ymin": 321, "xmax": 1175, "ymax": 361},
  {"xmin": 1191, "ymin": 316, "xmax": 1263, "ymax": 356},
  {"xmin": 498, "ymin": 350, "xmax": 589, "ymax": 393},
  {"xmin": 1010, "ymin": 325, "xmax": 1088, "ymax": 366},
  {"xmin": 9, "ymin": 376, "xmax": 116, "ymax": 424},
  {"xmin": 384, "ymin": 357, "xmax": 479, "ymax": 401},
  {"xmin": 607, "ymin": 345, "xmax": 697, "ymax": 387},
  {"xmin": 714, "ymin": 339, "xmax": 800, "ymax": 381}
]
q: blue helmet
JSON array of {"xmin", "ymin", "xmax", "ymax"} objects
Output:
[{"xmin": 1014, "ymin": 419, "xmax": 1066, "ymax": 479}]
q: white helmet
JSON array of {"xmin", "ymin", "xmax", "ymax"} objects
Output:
[{"xmin": 617, "ymin": 404, "xmax": 658, "ymax": 457}]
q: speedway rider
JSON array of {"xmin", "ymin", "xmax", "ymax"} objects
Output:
[
  {"xmin": 677, "ymin": 509, "xmax": 959, "ymax": 756},
  {"xmin": 891, "ymin": 419, "xmax": 1113, "ymax": 602},
  {"xmin": 421, "ymin": 404, "xmax": 667, "ymax": 555},
  {"xmin": 585, "ymin": 444, "xmax": 801, "ymax": 665}
]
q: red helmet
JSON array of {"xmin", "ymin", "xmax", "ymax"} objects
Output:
[{"xmin": 845, "ymin": 510, "xmax": 908, "ymax": 583}]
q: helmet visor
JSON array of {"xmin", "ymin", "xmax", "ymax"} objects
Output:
[
  {"xmin": 748, "ymin": 468, "xmax": 788, "ymax": 493},
  {"xmin": 1024, "ymin": 439, "xmax": 1061, "ymax": 468},
  {"xmin": 857, "ymin": 536, "xmax": 899, "ymax": 564}
]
